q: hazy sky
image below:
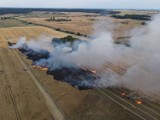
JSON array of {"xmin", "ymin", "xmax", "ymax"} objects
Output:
[{"xmin": 0, "ymin": 0, "xmax": 160, "ymax": 9}]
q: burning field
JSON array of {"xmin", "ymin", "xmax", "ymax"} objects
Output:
[
  {"xmin": 32, "ymin": 61, "xmax": 100, "ymax": 90},
  {"xmin": 10, "ymin": 14, "xmax": 160, "ymax": 99},
  {"xmin": 10, "ymin": 37, "xmax": 100, "ymax": 90}
]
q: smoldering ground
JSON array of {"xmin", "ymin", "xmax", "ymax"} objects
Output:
[{"xmin": 11, "ymin": 14, "xmax": 160, "ymax": 99}]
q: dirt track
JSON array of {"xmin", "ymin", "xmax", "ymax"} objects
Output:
[
  {"xmin": 0, "ymin": 48, "xmax": 54, "ymax": 120},
  {"xmin": 0, "ymin": 26, "xmax": 62, "ymax": 120},
  {"xmin": 14, "ymin": 49, "xmax": 65, "ymax": 120}
]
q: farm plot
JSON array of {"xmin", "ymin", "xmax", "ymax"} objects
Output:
[{"xmin": 0, "ymin": 26, "xmax": 67, "ymax": 47}]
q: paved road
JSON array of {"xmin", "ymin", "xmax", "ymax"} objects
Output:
[{"xmin": 13, "ymin": 49, "xmax": 65, "ymax": 120}]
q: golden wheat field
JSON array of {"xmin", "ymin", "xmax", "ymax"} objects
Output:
[
  {"xmin": 0, "ymin": 9, "xmax": 159, "ymax": 120},
  {"xmin": 0, "ymin": 26, "xmax": 67, "ymax": 47},
  {"xmin": 20, "ymin": 12, "xmax": 144, "ymax": 39},
  {"xmin": 0, "ymin": 25, "xmax": 142, "ymax": 120}
]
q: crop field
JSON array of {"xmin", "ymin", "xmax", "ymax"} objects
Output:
[
  {"xmin": 118, "ymin": 10, "xmax": 158, "ymax": 15},
  {"xmin": 0, "ymin": 26, "xmax": 67, "ymax": 47},
  {"xmin": 0, "ymin": 25, "xmax": 144, "ymax": 120},
  {"xmin": 0, "ymin": 26, "xmax": 69, "ymax": 120},
  {"xmin": 19, "ymin": 12, "xmax": 145, "ymax": 39},
  {"xmin": 0, "ymin": 18, "xmax": 33, "ymax": 28},
  {"xmin": 0, "ymin": 10, "xmax": 160, "ymax": 120}
]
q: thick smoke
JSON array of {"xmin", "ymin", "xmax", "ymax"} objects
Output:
[
  {"xmin": 120, "ymin": 15, "xmax": 160, "ymax": 98},
  {"xmin": 10, "ymin": 35, "xmax": 54, "ymax": 52},
  {"xmin": 11, "ymin": 14, "xmax": 160, "ymax": 98}
]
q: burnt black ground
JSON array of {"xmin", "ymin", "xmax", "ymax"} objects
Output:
[{"xmin": 17, "ymin": 45, "xmax": 99, "ymax": 90}]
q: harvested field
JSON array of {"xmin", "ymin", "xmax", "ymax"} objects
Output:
[
  {"xmin": 0, "ymin": 47, "xmax": 54, "ymax": 120},
  {"xmin": 19, "ymin": 12, "xmax": 144, "ymax": 39},
  {"xmin": 0, "ymin": 26, "xmax": 67, "ymax": 47},
  {"xmin": 0, "ymin": 26, "xmax": 68, "ymax": 120},
  {"xmin": 0, "ymin": 26, "xmax": 144, "ymax": 120},
  {"xmin": 0, "ymin": 18, "xmax": 33, "ymax": 28},
  {"xmin": 1, "ymin": 11, "xmax": 160, "ymax": 119}
]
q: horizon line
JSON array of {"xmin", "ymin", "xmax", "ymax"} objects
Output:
[{"xmin": 0, "ymin": 7, "xmax": 160, "ymax": 11}]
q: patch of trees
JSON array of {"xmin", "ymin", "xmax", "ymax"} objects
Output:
[
  {"xmin": 84, "ymin": 15, "xmax": 99, "ymax": 17},
  {"xmin": 0, "ymin": 17, "xmax": 11, "ymax": 20},
  {"xmin": 61, "ymin": 35, "xmax": 77, "ymax": 43},
  {"xmin": 111, "ymin": 14, "xmax": 151, "ymax": 21},
  {"xmin": 0, "ymin": 8, "xmax": 32, "ymax": 15},
  {"xmin": 46, "ymin": 17, "xmax": 71, "ymax": 22},
  {"xmin": 52, "ymin": 35, "xmax": 78, "ymax": 44},
  {"xmin": 45, "ymin": 12, "xmax": 66, "ymax": 15},
  {"xmin": 63, "ymin": 30, "xmax": 89, "ymax": 38},
  {"xmin": 56, "ymin": 29, "xmax": 88, "ymax": 37},
  {"xmin": 0, "ymin": 8, "xmax": 120, "ymax": 15}
]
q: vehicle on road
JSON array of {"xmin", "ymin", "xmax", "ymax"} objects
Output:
[{"xmin": 24, "ymin": 67, "xmax": 27, "ymax": 71}]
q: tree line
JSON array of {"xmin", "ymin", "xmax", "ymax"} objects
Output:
[{"xmin": 111, "ymin": 14, "xmax": 151, "ymax": 20}]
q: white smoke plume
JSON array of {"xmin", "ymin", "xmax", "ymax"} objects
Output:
[
  {"xmin": 120, "ymin": 15, "xmax": 160, "ymax": 98},
  {"xmin": 10, "ymin": 35, "xmax": 54, "ymax": 52},
  {"xmin": 11, "ymin": 14, "xmax": 160, "ymax": 98},
  {"xmin": 11, "ymin": 37, "xmax": 26, "ymax": 48}
]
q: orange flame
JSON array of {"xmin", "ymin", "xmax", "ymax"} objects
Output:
[
  {"xmin": 91, "ymin": 70, "xmax": 96, "ymax": 74},
  {"xmin": 32, "ymin": 65, "xmax": 37, "ymax": 68},
  {"xmin": 32, "ymin": 65, "xmax": 48, "ymax": 71},
  {"xmin": 41, "ymin": 67, "xmax": 48, "ymax": 71},
  {"xmin": 121, "ymin": 92, "xmax": 126, "ymax": 96},
  {"xmin": 136, "ymin": 100, "xmax": 142, "ymax": 104},
  {"xmin": 80, "ymin": 66, "xmax": 97, "ymax": 74}
]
